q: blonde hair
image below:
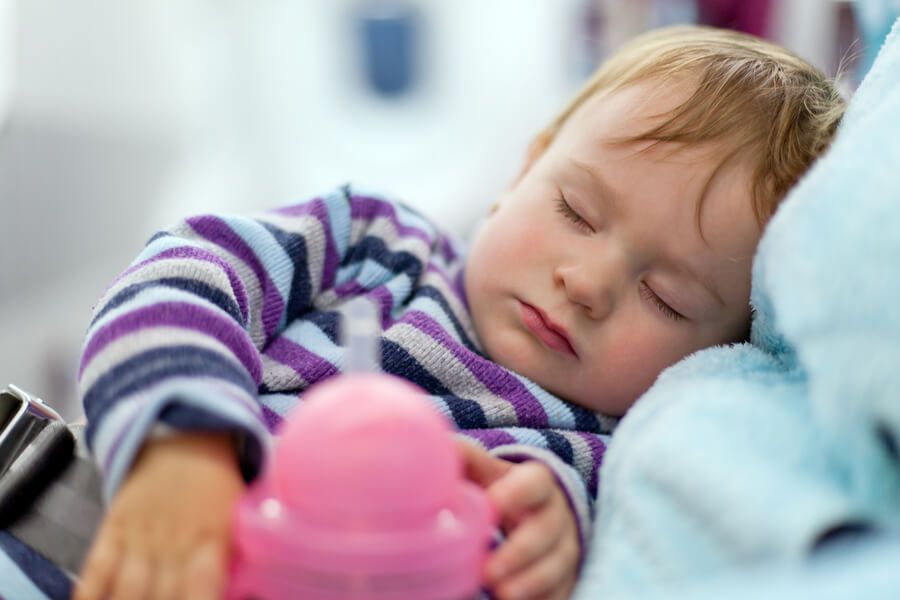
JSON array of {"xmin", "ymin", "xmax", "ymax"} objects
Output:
[{"xmin": 540, "ymin": 25, "xmax": 847, "ymax": 225}]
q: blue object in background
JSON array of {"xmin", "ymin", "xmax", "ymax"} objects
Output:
[
  {"xmin": 358, "ymin": 2, "xmax": 419, "ymax": 98},
  {"xmin": 854, "ymin": 0, "xmax": 900, "ymax": 77}
]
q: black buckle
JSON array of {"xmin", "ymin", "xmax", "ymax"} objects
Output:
[{"xmin": 0, "ymin": 384, "xmax": 74, "ymax": 527}]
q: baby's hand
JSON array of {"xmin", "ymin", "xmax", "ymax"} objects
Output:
[
  {"xmin": 456, "ymin": 440, "xmax": 580, "ymax": 600},
  {"xmin": 73, "ymin": 432, "xmax": 246, "ymax": 600}
]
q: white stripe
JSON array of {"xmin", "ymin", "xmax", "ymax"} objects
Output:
[
  {"xmin": 564, "ymin": 431, "xmax": 595, "ymax": 486},
  {"xmin": 260, "ymin": 354, "xmax": 309, "ymax": 390},
  {"xmin": 94, "ymin": 256, "xmax": 236, "ymax": 323},
  {"xmin": 80, "ymin": 326, "xmax": 243, "ymax": 395}
]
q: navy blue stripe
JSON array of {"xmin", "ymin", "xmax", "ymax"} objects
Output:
[
  {"xmin": 345, "ymin": 236, "xmax": 424, "ymax": 285},
  {"xmin": 305, "ymin": 310, "xmax": 341, "ymax": 345},
  {"xmin": 260, "ymin": 222, "xmax": 312, "ymax": 320},
  {"xmin": 416, "ymin": 285, "xmax": 480, "ymax": 353},
  {"xmin": 146, "ymin": 230, "xmax": 171, "ymax": 245},
  {"xmin": 83, "ymin": 346, "xmax": 257, "ymax": 439},
  {"xmin": 381, "ymin": 339, "xmax": 449, "ymax": 394},
  {"xmin": 90, "ymin": 278, "xmax": 244, "ymax": 328},
  {"xmin": 0, "ymin": 531, "xmax": 71, "ymax": 600},
  {"xmin": 569, "ymin": 403, "xmax": 603, "ymax": 434},
  {"xmin": 437, "ymin": 395, "xmax": 489, "ymax": 429},
  {"xmin": 540, "ymin": 430, "xmax": 575, "ymax": 466}
]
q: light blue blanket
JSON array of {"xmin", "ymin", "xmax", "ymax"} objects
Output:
[{"xmin": 574, "ymin": 16, "xmax": 900, "ymax": 600}]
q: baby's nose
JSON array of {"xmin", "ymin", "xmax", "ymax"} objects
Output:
[{"xmin": 555, "ymin": 245, "xmax": 628, "ymax": 320}]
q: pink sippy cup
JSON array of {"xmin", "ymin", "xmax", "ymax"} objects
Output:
[{"xmin": 228, "ymin": 300, "xmax": 495, "ymax": 599}]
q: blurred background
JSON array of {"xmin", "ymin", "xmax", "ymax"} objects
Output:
[{"xmin": 0, "ymin": 0, "xmax": 896, "ymax": 421}]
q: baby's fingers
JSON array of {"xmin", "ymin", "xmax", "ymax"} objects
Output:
[
  {"xmin": 149, "ymin": 559, "xmax": 179, "ymax": 600},
  {"xmin": 181, "ymin": 538, "xmax": 228, "ymax": 600},
  {"xmin": 489, "ymin": 461, "xmax": 556, "ymax": 522},
  {"xmin": 491, "ymin": 546, "xmax": 578, "ymax": 600},
  {"xmin": 110, "ymin": 549, "xmax": 153, "ymax": 600},
  {"xmin": 73, "ymin": 531, "xmax": 121, "ymax": 600},
  {"xmin": 486, "ymin": 504, "xmax": 565, "ymax": 582}
]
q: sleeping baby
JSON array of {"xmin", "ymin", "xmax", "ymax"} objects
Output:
[{"xmin": 73, "ymin": 25, "xmax": 845, "ymax": 600}]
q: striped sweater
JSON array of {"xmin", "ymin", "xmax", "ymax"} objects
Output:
[{"xmin": 78, "ymin": 185, "xmax": 616, "ymax": 549}]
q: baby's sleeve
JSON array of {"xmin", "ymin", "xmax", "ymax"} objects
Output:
[{"xmin": 78, "ymin": 186, "xmax": 358, "ymax": 501}]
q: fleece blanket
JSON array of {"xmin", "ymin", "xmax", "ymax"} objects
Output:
[{"xmin": 573, "ymin": 16, "xmax": 900, "ymax": 600}]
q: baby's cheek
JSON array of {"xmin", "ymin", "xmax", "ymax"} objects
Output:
[{"xmin": 577, "ymin": 329, "xmax": 678, "ymax": 414}]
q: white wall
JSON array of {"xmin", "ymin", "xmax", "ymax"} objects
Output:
[
  {"xmin": 0, "ymin": 0, "xmax": 12, "ymax": 128},
  {"xmin": 0, "ymin": 0, "xmax": 584, "ymax": 418}
]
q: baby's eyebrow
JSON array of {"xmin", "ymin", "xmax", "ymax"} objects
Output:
[
  {"xmin": 673, "ymin": 257, "xmax": 725, "ymax": 309},
  {"xmin": 571, "ymin": 159, "xmax": 624, "ymax": 209}
]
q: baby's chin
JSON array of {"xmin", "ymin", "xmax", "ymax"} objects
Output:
[{"xmin": 535, "ymin": 372, "xmax": 641, "ymax": 417}]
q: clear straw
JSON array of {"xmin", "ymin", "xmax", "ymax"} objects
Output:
[{"xmin": 342, "ymin": 298, "xmax": 381, "ymax": 373}]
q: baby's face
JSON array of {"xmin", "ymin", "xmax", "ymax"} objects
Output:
[{"xmin": 465, "ymin": 78, "xmax": 762, "ymax": 416}]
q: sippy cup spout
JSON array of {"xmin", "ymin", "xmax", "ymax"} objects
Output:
[{"xmin": 343, "ymin": 298, "xmax": 381, "ymax": 374}]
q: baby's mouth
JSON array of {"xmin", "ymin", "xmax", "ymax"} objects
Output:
[{"xmin": 518, "ymin": 302, "xmax": 577, "ymax": 358}]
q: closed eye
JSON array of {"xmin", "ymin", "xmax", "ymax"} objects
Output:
[
  {"xmin": 554, "ymin": 195, "xmax": 593, "ymax": 232},
  {"xmin": 639, "ymin": 282, "xmax": 685, "ymax": 322}
]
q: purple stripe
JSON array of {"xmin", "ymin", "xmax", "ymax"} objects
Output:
[
  {"xmin": 271, "ymin": 197, "xmax": 341, "ymax": 292},
  {"xmin": 259, "ymin": 403, "xmax": 283, "ymax": 433},
  {"xmin": 463, "ymin": 429, "xmax": 519, "ymax": 449},
  {"xmin": 370, "ymin": 286, "xmax": 396, "ymax": 327},
  {"xmin": 403, "ymin": 311, "xmax": 549, "ymax": 427},
  {"xmin": 79, "ymin": 302, "xmax": 262, "ymax": 384},
  {"xmin": 439, "ymin": 233, "xmax": 459, "ymax": 263},
  {"xmin": 334, "ymin": 280, "xmax": 368, "ymax": 300},
  {"xmin": 578, "ymin": 432, "xmax": 607, "ymax": 496},
  {"xmin": 349, "ymin": 195, "xmax": 432, "ymax": 246},
  {"xmin": 187, "ymin": 215, "xmax": 285, "ymax": 338},
  {"xmin": 112, "ymin": 245, "xmax": 250, "ymax": 324},
  {"xmin": 263, "ymin": 336, "xmax": 339, "ymax": 384}
]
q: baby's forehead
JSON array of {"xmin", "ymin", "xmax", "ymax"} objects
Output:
[{"xmin": 578, "ymin": 76, "xmax": 698, "ymax": 132}]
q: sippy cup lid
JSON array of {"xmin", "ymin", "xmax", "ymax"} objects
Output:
[{"xmin": 271, "ymin": 373, "xmax": 461, "ymax": 526}]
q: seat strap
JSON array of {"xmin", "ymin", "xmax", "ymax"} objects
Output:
[{"xmin": 4, "ymin": 424, "xmax": 104, "ymax": 578}]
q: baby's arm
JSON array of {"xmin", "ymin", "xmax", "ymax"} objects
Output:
[
  {"xmin": 457, "ymin": 441, "xmax": 580, "ymax": 600},
  {"xmin": 73, "ymin": 432, "xmax": 245, "ymax": 600}
]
